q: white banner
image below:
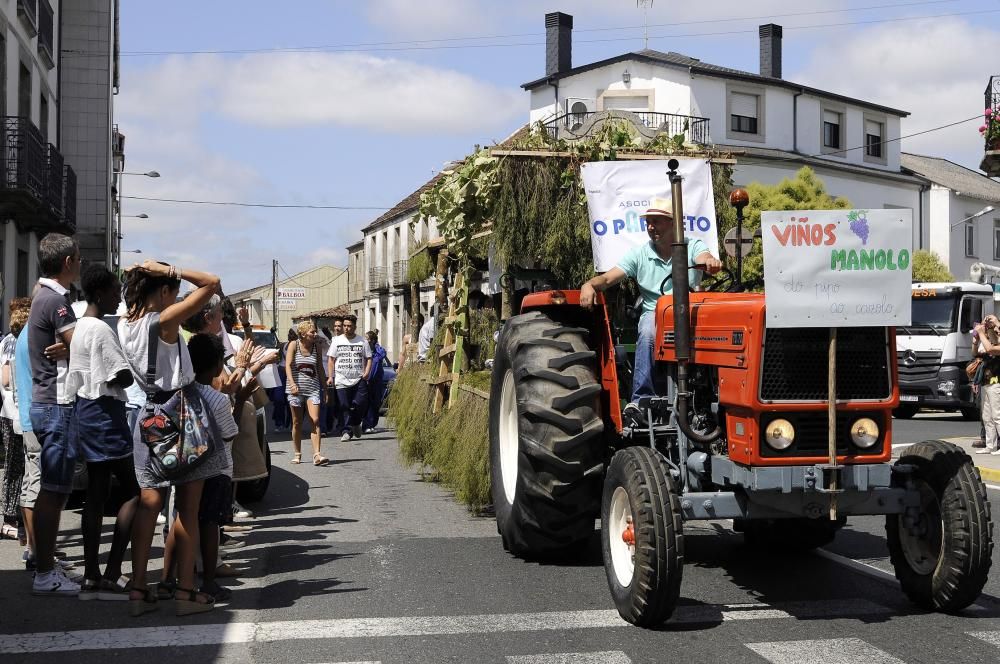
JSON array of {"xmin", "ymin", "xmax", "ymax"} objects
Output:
[
  {"xmin": 277, "ymin": 287, "xmax": 306, "ymax": 299},
  {"xmin": 762, "ymin": 209, "xmax": 913, "ymax": 327},
  {"xmin": 580, "ymin": 159, "xmax": 719, "ymax": 272}
]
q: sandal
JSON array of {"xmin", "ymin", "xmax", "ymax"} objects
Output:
[
  {"xmin": 201, "ymin": 583, "xmax": 232, "ymax": 602},
  {"xmin": 291, "ymin": 453, "xmax": 302, "ymax": 464},
  {"xmin": 128, "ymin": 587, "xmax": 159, "ymax": 617},
  {"xmin": 98, "ymin": 576, "xmax": 130, "ymax": 602},
  {"xmin": 313, "ymin": 453, "xmax": 329, "ymax": 466},
  {"xmin": 174, "ymin": 588, "xmax": 215, "ymax": 616},
  {"xmin": 156, "ymin": 578, "xmax": 177, "ymax": 600}
]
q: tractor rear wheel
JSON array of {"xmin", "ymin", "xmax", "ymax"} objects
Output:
[
  {"xmin": 601, "ymin": 447, "xmax": 683, "ymax": 627},
  {"xmin": 489, "ymin": 310, "xmax": 605, "ymax": 558},
  {"xmin": 886, "ymin": 439, "xmax": 994, "ymax": 612}
]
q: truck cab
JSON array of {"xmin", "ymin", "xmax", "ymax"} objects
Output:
[{"xmin": 895, "ymin": 281, "xmax": 994, "ymax": 418}]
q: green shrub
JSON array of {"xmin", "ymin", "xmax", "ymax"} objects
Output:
[
  {"xmin": 408, "ymin": 246, "xmax": 435, "ymax": 283},
  {"xmin": 387, "ymin": 364, "xmax": 492, "ymax": 512}
]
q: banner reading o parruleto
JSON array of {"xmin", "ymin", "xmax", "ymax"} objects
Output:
[{"xmin": 761, "ymin": 209, "xmax": 913, "ymax": 328}]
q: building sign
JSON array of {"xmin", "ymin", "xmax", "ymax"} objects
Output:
[
  {"xmin": 277, "ymin": 287, "xmax": 306, "ymax": 299},
  {"xmin": 580, "ymin": 159, "xmax": 719, "ymax": 272},
  {"xmin": 263, "ymin": 299, "xmax": 298, "ymax": 311},
  {"xmin": 761, "ymin": 209, "xmax": 913, "ymax": 327}
]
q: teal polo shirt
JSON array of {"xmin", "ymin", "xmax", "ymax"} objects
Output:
[{"xmin": 615, "ymin": 238, "xmax": 710, "ymax": 313}]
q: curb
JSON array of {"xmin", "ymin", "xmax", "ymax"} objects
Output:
[{"xmin": 979, "ymin": 466, "xmax": 1000, "ymax": 484}]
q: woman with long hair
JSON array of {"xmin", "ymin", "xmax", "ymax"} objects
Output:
[
  {"xmin": 285, "ymin": 320, "xmax": 328, "ymax": 466},
  {"xmin": 118, "ymin": 260, "xmax": 221, "ymax": 616}
]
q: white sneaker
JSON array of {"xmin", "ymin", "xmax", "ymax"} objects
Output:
[
  {"xmin": 363, "ymin": 428, "xmax": 376, "ymax": 434},
  {"xmin": 341, "ymin": 432, "xmax": 351, "ymax": 442},
  {"xmin": 992, "ymin": 449, "xmax": 1000, "ymax": 456},
  {"xmin": 32, "ymin": 568, "xmax": 81, "ymax": 596},
  {"xmin": 156, "ymin": 513, "xmax": 167, "ymax": 525},
  {"xmin": 233, "ymin": 502, "xmax": 253, "ymax": 519},
  {"xmin": 976, "ymin": 448, "xmax": 995, "ymax": 454}
]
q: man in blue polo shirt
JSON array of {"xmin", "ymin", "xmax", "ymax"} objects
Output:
[{"xmin": 580, "ymin": 198, "xmax": 722, "ymax": 424}]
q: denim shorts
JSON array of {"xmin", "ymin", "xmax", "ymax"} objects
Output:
[
  {"xmin": 29, "ymin": 404, "xmax": 78, "ymax": 495},
  {"xmin": 287, "ymin": 393, "xmax": 321, "ymax": 408}
]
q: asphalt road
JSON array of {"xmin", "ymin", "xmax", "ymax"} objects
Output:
[{"xmin": 0, "ymin": 413, "xmax": 997, "ymax": 664}]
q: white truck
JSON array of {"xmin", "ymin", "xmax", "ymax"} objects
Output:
[{"xmin": 895, "ymin": 280, "xmax": 995, "ymax": 418}]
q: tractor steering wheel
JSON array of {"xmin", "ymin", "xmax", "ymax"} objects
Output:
[{"xmin": 659, "ymin": 264, "xmax": 713, "ymax": 295}]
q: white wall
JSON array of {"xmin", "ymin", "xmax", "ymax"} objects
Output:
[
  {"xmin": 927, "ymin": 186, "xmax": 952, "ymax": 269},
  {"xmin": 948, "ymin": 192, "xmax": 1000, "ymax": 280}
]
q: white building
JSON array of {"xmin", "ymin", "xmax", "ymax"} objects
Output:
[
  {"xmin": 0, "ymin": 0, "xmax": 88, "ymax": 328},
  {"xmin": 229, "ymin": 264, "xmax": 348, "ymax": 339},
  {"xmin": 900, "ymin": 153, "xmax": 1000, "ymax": 279},
  {"xmin": 525, "ymin": 13, "xmax": 929, "ymax": 250},
  {"xmin": 351, "ymin": 176, "xmax": 441, "ymax": 363}
]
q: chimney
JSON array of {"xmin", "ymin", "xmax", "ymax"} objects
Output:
[
  {"xmin": 759, "ymin": 23, "xmax": 782, "ymax": 79},
  {"xmin": 545, "ymin": 12, "xmax": 573, "ymax": 77}
]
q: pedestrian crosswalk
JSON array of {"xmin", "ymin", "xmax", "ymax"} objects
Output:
[
  {"xmin": 506, "ymin": 652, "xmax": 631, "ymax": 664},
  {"xmin": 746, "ymin": 638, "xmax": 906, "ymax": 664}
]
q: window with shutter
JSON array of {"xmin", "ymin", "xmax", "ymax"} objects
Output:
[
  {"xmin": 966, "ymin": 224, "xmax": 976, "ymax": 257},
  {"xmin": 823, "ymin": 110, "xmax": 841, "ymax": 149},
  {"xmin": 730, "ymin": 92, "xmax": 758, "ymax": 134},
  {"xmin": 865, "ymin": 119, "xmax": 883, "ymax": 158}
]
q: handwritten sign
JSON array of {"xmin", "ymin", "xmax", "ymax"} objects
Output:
[{"xmin": 761, "ymin": 209, "xmax": 912, "ymax": 328}]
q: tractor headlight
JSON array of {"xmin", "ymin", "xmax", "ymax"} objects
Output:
[
  {"xmin": 764, "ymin": 418, "xmax": 795, "ymax": 450},
  {"xmin": 850, "ymin": 417, "xmax": 879, "ymax": 448}
]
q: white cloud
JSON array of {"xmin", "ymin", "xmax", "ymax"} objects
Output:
[
  {"xmin": 794, "ymin": 17, "xmax": 1000, "ymax": 170},
  {"xmin": 217, "ymin": 52, "xmax": 523, "ymax": 133}
]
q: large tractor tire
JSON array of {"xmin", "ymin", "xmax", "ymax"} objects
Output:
[
  {"xmin": 489, "ymin": 310, "xmax": 605, "ymax": 558},
  {"xmin": 740, "ymin": 517, "xmax": 845, "ymax": 552},
  {"xmin": 886, "ymin": 439, "xmax": 993, "ymax": 612},
  {"xmin": 601, "ymin": 447, "xmax": 684, "ymax": 627}
]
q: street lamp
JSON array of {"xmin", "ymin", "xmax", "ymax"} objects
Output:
[
  {"xmin": 950, "ymin": 205, "xmax": 997, "ymax": 228},
  {"xmin": 124, "ymin": 213, "xmax": 149, "ymax": 219},
  {"xmin": 122, "ymin": 249, "xmax": 143, "ymax": 254},
  {"xmin": 114, "ymin": 170, "xmax": 160, "ymax": 271}
]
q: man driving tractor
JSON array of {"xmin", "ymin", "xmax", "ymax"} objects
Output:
[{"xmin": 579, "ymin": 197, "xmax": 723, "ymax": 424}]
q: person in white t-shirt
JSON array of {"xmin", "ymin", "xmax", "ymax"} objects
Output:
[
  {"xmin": 325, "ymin": 315, "xmax": 372, "ymax": 442},
  {"xmin": 67, "ymin": 265, "xmax": 140, "ymax": 600}
]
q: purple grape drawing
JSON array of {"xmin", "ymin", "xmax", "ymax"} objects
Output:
[{"xmin": 847, "ymin": 210, "xmax": 870, "ymax": 245}]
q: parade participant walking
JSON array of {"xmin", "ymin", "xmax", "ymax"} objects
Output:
[
  {"xmin": 323, "ymin": 316, "xmax": 344, "ymax": 434},
  {"xmin": 68, "ymin": 265, "xmax": 141, "ymax": 601},
  {"xmin": 362, "ymin": 330, "xmax": 387, "ymax": 434},
  {"xmin": 26, "ymin": 234, "xmax": 82, "ymax": 596},
  {"xmin": 118, "ymin": 259, "xmax": 221, "ymax": 616},
  {"xmin": 326, "ymin": 315, "xmax": 372, "ymax": 442},
  {"xmin": 285, "ymin": 320, "xmax": 328, "ymax": 466}
]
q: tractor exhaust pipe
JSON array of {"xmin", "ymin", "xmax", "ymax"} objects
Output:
[{"xmin": 667, "ymin": 159, "xmax": 722, "ymax": 445}]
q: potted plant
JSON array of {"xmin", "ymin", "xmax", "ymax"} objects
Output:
[{"xmin": 979, "ymin": 107, "xmax": 1000, "ymax": 151}]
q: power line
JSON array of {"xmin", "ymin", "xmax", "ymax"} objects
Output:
[
  {"xmin": 65, "ymin": 1, "xmax": 973, "ymax": 58},
  {"xmin": 277, "ymin": 262, "xmax": 347, "ymax": 290},
  {"xmin": 122, "ymin": 195, "xmax": 389, "ymax": 210}
]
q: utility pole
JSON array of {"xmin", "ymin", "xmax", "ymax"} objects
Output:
[{"xmin": 272, "ymin": 259, "xmax": 278, "ymax": 331}]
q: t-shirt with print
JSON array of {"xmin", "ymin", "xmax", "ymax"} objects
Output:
[
  {"xmin": 615, "ymin": 238, "xmax": 710, "ymax": 314},
  {"xmin": 28, "ymin": 279, "xmax": 77, "ymax": 405},
  {"xmin": 327, "ymin": 334, "xmax": 372, "ymax": 388},
  {"xmin": 194, "ymin": 382, "xmax": 239, "ymax": 478}
]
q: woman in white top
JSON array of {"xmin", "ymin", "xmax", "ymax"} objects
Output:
[
  {"xmin": 118, "ymin": 260, "xmax": 220, "ymax": 617},
  {"xmin": 67, "ymin": 265, "xmax": 140, "ymax": 600}
]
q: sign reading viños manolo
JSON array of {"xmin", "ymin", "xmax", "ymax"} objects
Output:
[{"xmin": 761, "ymin": 209, "xmax": 913, "ymax": 328}]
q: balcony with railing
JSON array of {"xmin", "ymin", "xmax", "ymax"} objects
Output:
[
  {"xmin": 368, "ymin": 267, "xmax": 388, "ymax": 292},
  {"xmin": 17, "ymin": 0, "xmax": 37, "ymax": 37},
  {"xmin": 37, "ymin": 0, "xmax": 53, "ymax": 68},
  {"xmin": 0, "ymin": 117, "xmax": 74, "ymax": 232},
  {"xmin": 392, "ymin": 260, "xmax": 408, "ymax": 287},
  {"xmin": 981, "ymin": 76, "xmax": 1000, "ymax": 177},
  {"xmin": 542, "ymin": 110, "xmax": 711, "ymax": 145}
]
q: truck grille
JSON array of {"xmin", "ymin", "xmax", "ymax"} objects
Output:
[
  {"xmin": 759, "ymin": 411, "xmax": 887, "ymax": 458},
  {"xmin": 895, "ymin": 350, "xmax": 941, "ymax": 381},
  {"xmin": 760, "ymin": 327, "xmax": 892, "ymax": 402}
]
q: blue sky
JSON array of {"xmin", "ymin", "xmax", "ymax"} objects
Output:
[{"xmin": 117, "ymin": 0, "xmax": 1000, "ymax": 292}]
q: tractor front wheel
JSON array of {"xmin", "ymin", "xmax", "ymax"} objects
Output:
[
  {"xmin": 886, "ymin": 439, "xmax": 994, "ymax": 612},
  {"xmin": 489, "ymin": 310, "xmax": 605, "ymax": 558},
  {"xmin": 601, "ymin": 447, "xmax": 683, "ymax": 627}
]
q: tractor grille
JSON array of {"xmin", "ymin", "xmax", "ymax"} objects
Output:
[
  {"xmin": 895, "ymin": 350, "xmax": 941, "ymax": 381},
  {"xmin": 760, "ymin": 327, "xmax": 892, "ymax": 402},
  {"xmin": 759, "ymin": 411, "xmax": 887, "ymax": 458}
]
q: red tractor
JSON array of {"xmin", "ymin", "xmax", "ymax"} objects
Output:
[{"xmin": 488, "ymin": 159, "xmax": 993, "ymax": 627}]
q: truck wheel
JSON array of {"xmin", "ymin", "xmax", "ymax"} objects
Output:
[
  {"xmin": 602, "ymin": 447, "xmax": 683, "ymax": 627},
  {"xmin": 886, "ymin": 439, "xmax": 994, "ymax": 612},
  {"xmin": 489, "ymin": 310, "xmax": 605, "ymax": 558},
  {"xmin": 740, "ymin": 517, "xmax": 844, "ymax": 551},
  {"xmin": 960, "ymin": 406, "xmax": 979, "ymax": 421}
]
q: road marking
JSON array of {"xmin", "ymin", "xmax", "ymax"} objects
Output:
[
  {"xmin": 746, "ymin": 637, "xmax": 906, "ymax": 664},
  {"xmin": 968, "ymin": 630, "xmax": 1000, "ymax": 647},
  {"xmin": 507, "ymin": 652, "xmax": 631, "ymax": 664},
  {"xmin": 0, "ymin": 600, "xmax": 891, "ymax": 654},
  {"xmin": 986, "ymin": 483, "xmax": 1000, "ymax": 491},
  {"xmin": 814, "ymin": 548, "xmax": 897, "ymax": 583}
]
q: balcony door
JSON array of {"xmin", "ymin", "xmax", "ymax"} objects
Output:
[{"xmin": 18, "ymin": 63, "xmax": 30, "ymax": 121}]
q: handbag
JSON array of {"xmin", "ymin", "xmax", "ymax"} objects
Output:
[
  {"xmin": 138, "ymin": 319, "xmax": 214, "ymax": 481},
  {"xmin": 967, "ymin": 357, "xmax": 984, "ymax": 382}
]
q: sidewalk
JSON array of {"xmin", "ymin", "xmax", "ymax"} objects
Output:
[{"xmin": 895, "ymin": 436, "xmax": 1000, "ymax": 484}]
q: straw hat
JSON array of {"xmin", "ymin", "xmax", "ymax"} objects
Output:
[{"xmin": 640, "ymin": 197, "xmax": 674, "ymax": 220}]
